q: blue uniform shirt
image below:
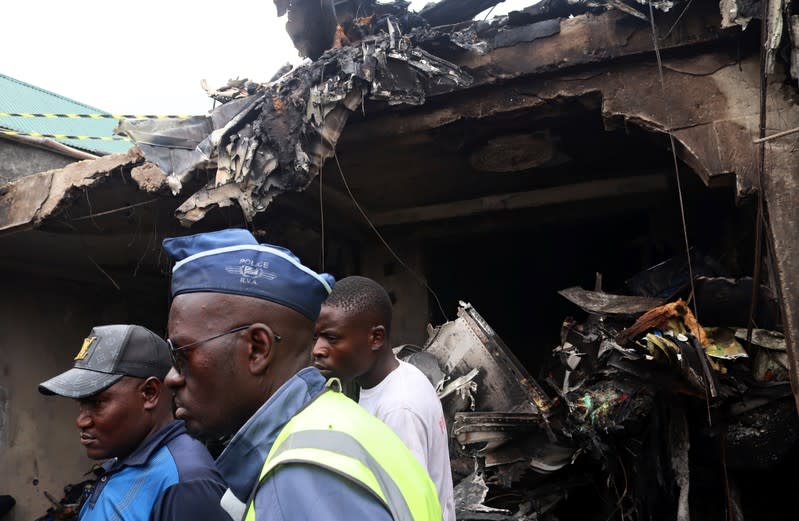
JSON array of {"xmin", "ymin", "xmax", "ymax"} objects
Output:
[{"xmin": 80, "ymin": 420, "xmax": 227, "ymax": 521}]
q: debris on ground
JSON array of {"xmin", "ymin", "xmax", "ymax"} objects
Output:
[
  {"xmin": 34, "ymin": 469, "xmax": 101, "ymax": 521},
  {"xmin": 402, "ymin": 259, "xmax": 796, "ymax": 520}
]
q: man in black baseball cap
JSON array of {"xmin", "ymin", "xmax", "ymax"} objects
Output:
[{"xmin": 39, "ymin": 324, "xmax": 228, "ymax": 521}]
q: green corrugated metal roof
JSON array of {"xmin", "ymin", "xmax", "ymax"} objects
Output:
[{"xmin": 0, "ymin": 73, "xmax": 132, "ymax": 155}]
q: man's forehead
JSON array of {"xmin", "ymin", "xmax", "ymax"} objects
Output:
[
  {"xmin": 318, "ymin": 304, "xmax": 372, "ymax": 328},
  {"xmin": 168, "ymin": 297, "xmax": 220, "ymax": 336},
  {"xmin": 172, "ymin": 291, "xmax": 225, "ymax": 307},
  {"xmin": 169, "ymin": 292, "xmax": 235, "ymax": 321},
  {"xmin": 169, "ymin": 292, "xmax": 280, "ymax": 333},
  {"xmin": 318, "ymin": 304, "xmax": 349, "ymax": 320},
  {"xmin": 173, "ymin": 291, "xmax": 286, "ymax": 310}
]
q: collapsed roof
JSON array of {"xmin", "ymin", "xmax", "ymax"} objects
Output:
[{"xmin": 115, "ymin": 0, "xmax": 780, "ymax": 226}]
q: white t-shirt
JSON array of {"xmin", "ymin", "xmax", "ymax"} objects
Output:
[{"xmin": 359, "ymin": 359, "xmax": 456, "ymax": 521}]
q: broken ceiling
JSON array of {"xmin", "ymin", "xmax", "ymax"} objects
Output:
[
  {"xmin": 113, "ymin": 0, "xmax": 777, "ymax": 227},
  {"xmin": 118, "ymin": 27, "xmax": 472, "ymax": 226}
]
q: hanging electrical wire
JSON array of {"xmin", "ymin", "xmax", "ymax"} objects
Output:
[
  {"xmin": 646, "ymin": 0, "xmax": 700, "ymax": 322},
  {"xmin": 647, "ymin": 0, "xmax": 709, "ymax": 426},
  {"xmin": 332, "ymin": 152, "xmax": 449, "ymax": 321}
]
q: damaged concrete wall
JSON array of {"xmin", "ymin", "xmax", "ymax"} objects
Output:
[
  {"xmin": 0, "ymin": 140, "xmax": 76, "ymax": 185},
  {"xmin": 761, "ymin": 79, "xmax": 799, "ymax": 409},
  {"xmin": 360, "ymin": 240, "xmax": 432, "ymax": 347},
  {"xmin": 0, "ymin": 279, "xmax": 97, "ymax": 521},
  {"xmin": 0, "ymin": 147, "xmax": 160, "ymax": 236},
  {"xmin": 0, "ymin": 273, "xmax": 166, "ymax": 520}
]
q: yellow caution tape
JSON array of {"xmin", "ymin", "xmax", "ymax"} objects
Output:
[
  {"xmin": 0, "ymin": 112, "xmax": 195, "ymax": 120},
  {"xmin": 1, "ymin": 129, "xmax": 131, "ymax": 141}
]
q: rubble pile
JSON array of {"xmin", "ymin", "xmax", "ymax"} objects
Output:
[{"xmin": 406, "ymin": 257, "xmax": 796, "ymax": 521}]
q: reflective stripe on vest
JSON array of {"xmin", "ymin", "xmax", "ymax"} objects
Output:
[
  {"xmin": 243, "ymin": 389, "xmax": 441, "ymax": 521},
  {"xmin": 265, "ymin": 430, "xmax": 415, "ymax": 521}
]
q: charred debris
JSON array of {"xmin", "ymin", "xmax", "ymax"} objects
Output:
[
  {"xmin": 115, "ymin": 0, "xmax": 732, "ymax": 226},
  {"xmin": 401, "ymin": 255, "xmax": 795, "ymax": 521}
]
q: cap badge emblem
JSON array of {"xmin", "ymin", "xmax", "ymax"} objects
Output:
[{"xmin": 74, "ymin": 336, "xmax": 97, "ymax": 360}]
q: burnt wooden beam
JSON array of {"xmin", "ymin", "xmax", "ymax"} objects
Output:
[
  {"xmin": 371, "ymin": 173, "xmax": 668, "ymax": 226},
  {"xmin": 389, "ymin": 189, "xmax": 665, "ymax": 242}
]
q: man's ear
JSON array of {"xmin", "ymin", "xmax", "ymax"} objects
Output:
[
  {"xmin": 369, "ymin": 325, "xmax": 386, "ymax": 351},
  {"xmin": 247, "ymin": 324, "xmax": 278, "ymax": 375},
  {"xmin": 140, "ymin": 377, "xmax": 162, "ymax": 411}
]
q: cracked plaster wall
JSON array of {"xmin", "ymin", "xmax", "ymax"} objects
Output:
[
  {"xmin": 0, "ymin": 140, "xmax": 75, "ymax": 186},
  {"xmin": 361, "ymin": 240, "xmax": 431, "ymax": 347},
  {"xmin": 0, "ymin": 274, "xmax": 163, "ymax": 520}
]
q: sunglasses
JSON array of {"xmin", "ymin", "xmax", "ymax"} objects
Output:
[{"xmin": 166, "ymin": 324, "xmax": 282, "ymax": 374}]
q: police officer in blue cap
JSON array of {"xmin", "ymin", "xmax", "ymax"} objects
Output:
[{"xmin": 162, "ymin": 229, "xmax": 441, "ymax": 521}]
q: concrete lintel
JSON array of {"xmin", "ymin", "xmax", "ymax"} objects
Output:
[
  {"xmin": 372, "ymin": 173, "xmax": 668, "ymax": 226},
  {"xmin": 0, "ymin": 148, "xmax": 145, "ymax": 235}
]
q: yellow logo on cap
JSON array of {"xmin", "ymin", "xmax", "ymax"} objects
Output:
[{"xmin": 74, "ymin": 337, "xmax": 97, "ymax": 360}]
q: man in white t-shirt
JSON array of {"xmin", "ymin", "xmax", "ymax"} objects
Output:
[{"xmin": 313, "ymin": 276, "xmax": 455, "ymax": 521}]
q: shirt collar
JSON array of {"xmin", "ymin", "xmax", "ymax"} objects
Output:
[
  {"xmin": 105, "ymin": 420, "xmax": 186, "ymax": 472},
  {"xmin": 215, "ymin": 367, "xmax": 326, "ymax": 502}
]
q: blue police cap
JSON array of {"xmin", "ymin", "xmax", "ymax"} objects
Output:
[{"xmin": 163, "ymin": 229, "xmax": 334, "ymax": 321}]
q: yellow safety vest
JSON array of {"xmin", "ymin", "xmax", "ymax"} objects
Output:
[{"xmin": 244, "ymin": 387, "xmax": 442, "ymax": 521}]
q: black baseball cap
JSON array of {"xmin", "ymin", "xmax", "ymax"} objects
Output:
[{"xmin": 38, "ymin": 325, "xmax": 172, "ymax": 399}]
